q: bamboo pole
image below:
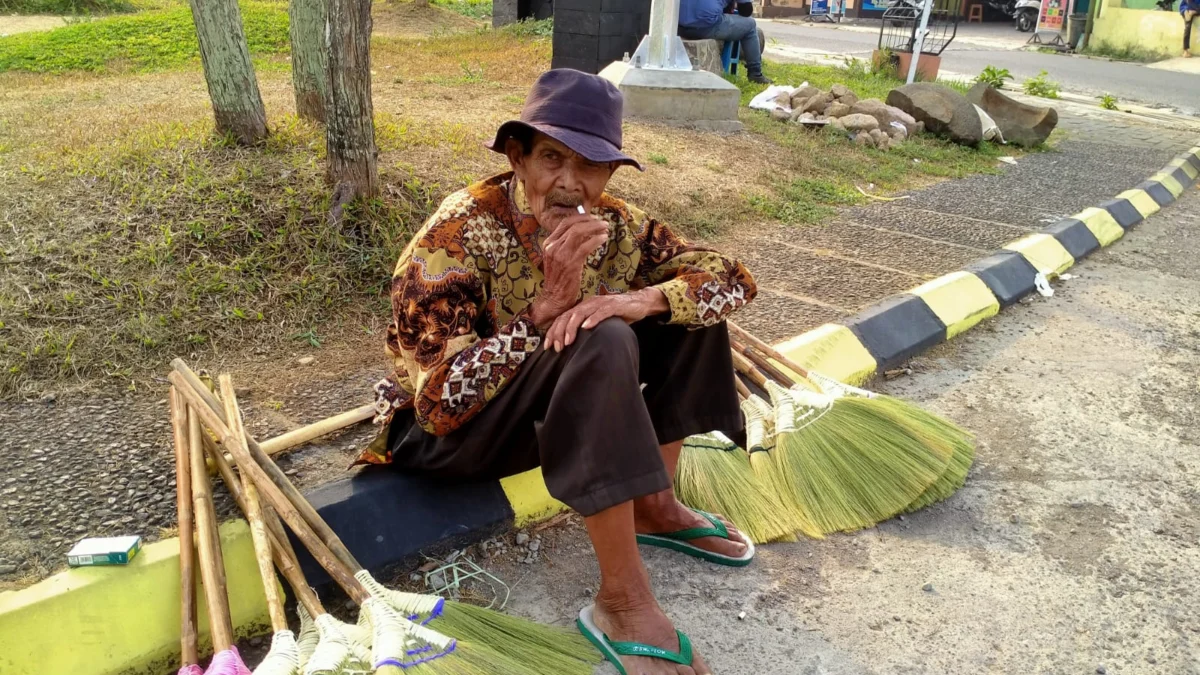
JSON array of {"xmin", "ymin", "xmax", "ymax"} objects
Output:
[
  {"xmin": 728, "ymin": 322, "xmax": 815, "ymax": 379},
  {"xmin": 259, "ymin": 404, "xmax": 375, "ymax": 456},
  {"xmin": 731, "ymin": 338, "xmax": 794, "ymax": 387},
  {"xmin": 220, "ymin": 377, "xmax": 289, "ymax": 634},
  {"xmin": 171, "ymin": 359, "xmax": 362, "ymax": 572},
  {"xmin": 170, "ymin": 388, "xmax": 200, "ymax": 667},
  {"xmin": 730, "ymin": 349, "xmax": 769, "ymax": 390},
  {"xmin": 171, "ymin": 371, "xmax": 367, "ymax": 603},
  {"xmin": 188, "ymin": 403, "xmax": 235, "ymax": 651}
]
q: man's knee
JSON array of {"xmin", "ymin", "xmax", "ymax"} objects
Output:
[{"xmin": 575, "ymin": 316, "xmax": 637, "ymax": 352}]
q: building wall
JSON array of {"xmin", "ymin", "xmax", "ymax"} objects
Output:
[{"xmin": 1092, "ymin": 3, "xmax": 1185, "ymax": 53}]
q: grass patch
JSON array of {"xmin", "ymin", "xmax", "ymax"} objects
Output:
[
  {"xmin": 1081, "ymin": 40, "xmax": 1170, "ymax": 63},
  {"xmin": 0, "ymin": 0, "xmax": 289, "ymax": 74},
  {"xmin": 430, "ymin": 0, "xmax": 491, "ymax": 20},
  {"xmin": 0, "ymin": 0, "xmax": 134, "ymax": 12},
  {"xmin": 747, "ymin": 176, "xmax": 862, "ymax": 225}
]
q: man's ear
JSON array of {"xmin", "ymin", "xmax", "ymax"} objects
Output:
[{"xmin": 504, "ymin": 137, "xmax": 526, "ymax": 176}]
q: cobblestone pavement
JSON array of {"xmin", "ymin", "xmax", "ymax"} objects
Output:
[{"xmin": 1, "ymin": 109, "xmax": 1196, "ymax": 589}]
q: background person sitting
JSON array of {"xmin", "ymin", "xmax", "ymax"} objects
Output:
[{"xmin": 678, "ymin": 0, "xmax": 773, "ymax": 84}]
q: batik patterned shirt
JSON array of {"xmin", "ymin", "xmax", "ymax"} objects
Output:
[{"xmin": 368, "ymin": 172, "xmax": 757, "ymax": 449}]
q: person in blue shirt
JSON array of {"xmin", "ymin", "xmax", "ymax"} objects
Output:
[
  {"xmin": 679, "ymin": 0, "xmax": 773, "ymax": 84},
  {"xmin": 1182, "ymin": 0, "xmax": 1198, "ymax": 57}
]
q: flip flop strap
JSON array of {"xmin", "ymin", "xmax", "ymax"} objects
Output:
[
  {"xmin": 650, "ymin": 509, "xmax": 729, "ymax": 542},
  {"xmin": 608, "ymin": 630, "xmax": 693, "ymax": 666}
]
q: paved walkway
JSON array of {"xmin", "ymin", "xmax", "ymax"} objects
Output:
[{"xmin": 730, "ymin": 108, "xmax": 1199, "ymax": 343}]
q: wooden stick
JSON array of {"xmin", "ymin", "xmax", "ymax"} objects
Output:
[
  {"xmin": 730, "ymin": 349, "xmax": 769, "ymax": 390},
  {"xmin": 260, "ymin": 404, "xmax": 375, "ymax": 456},
  {"xmin": 188, "ymin": 403, "xmax": 235, "ymax": 651},
  {"xmin": 733, "ymin": 375, "xmax": 751, "ymax": 400},
  {"xmin": 220, "ymin": 377, "xmax": 288, "ymax": 634},
  {"xmin": 172, "ymin": 359, "xmax": 363, "ymax": 573},
  {"xmin": 731, "ymin": 338, "xmax": 795, "ymax": 387},
  {"xmin": 202, "ymin": 432, "xmax": 325, "ymax": 620},
  {"xmin": 171, "ymin": 371, "xmax": 367, "ymax": 604},
  {"xmin": 170, "ymin": 388, "xmax": 199, "ymax": 667},
  {"xmin": 728, "ymin": 322, "xmax": 813, "ymax": 379}
]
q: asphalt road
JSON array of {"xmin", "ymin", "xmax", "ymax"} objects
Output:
[
  {"xmin": 761, "ymin": 20, "xmax": 1200, "ymax": 113},
  {"xmin": 485, "ymin": 185, "xmax": 1200, "ymax": 675}
]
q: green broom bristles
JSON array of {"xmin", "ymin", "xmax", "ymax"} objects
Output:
[
  {"xmin": 741, "ymin": 397, "xmax": 824, "ymax": 540},
  {"xmin": 676, "ymin": 432, "xmax": 799, "ymax": 544},
  {"xmin": 766, "ymin": 381, "xmax": 952, "ymax": 534},
  {"xmin": 354, "ymin": 571, "xmax": 600, "ymax": 675}
]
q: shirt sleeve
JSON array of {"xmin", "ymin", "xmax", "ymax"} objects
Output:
[
  {"xmin": 392, "ymin": 245, "xmax": 542, "ymax": 436},
  {"xmin": 632, "ymin": 207, "xmax": 757, "ymax": 328}
]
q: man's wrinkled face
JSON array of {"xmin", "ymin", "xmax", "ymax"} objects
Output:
[{"xmin": 506, "ymin": 132, "xmax": 616, "ymax": 234}]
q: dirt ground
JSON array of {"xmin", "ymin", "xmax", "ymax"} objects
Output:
[{"xmin": 469, "ymin": 189, "xmax": 1200, "ymax": 674}]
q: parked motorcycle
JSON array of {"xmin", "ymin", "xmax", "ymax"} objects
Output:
[{"xmin": 1014, "ymin": 0, "xmax": 1038, "ymax": 31}]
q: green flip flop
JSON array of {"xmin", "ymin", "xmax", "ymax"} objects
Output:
[
  {"xmin": 576, "ymin": 604, "xmax": 694, "ymax": 675},
  {"xmin": 636, "ymin": 508, "xmax": 755, "ymax": 567}
]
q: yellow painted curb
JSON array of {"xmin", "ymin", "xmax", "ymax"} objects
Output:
[
  {"xmin": 1117, "ymin": 189, "xmax": 1161, "ymax": 219},
  {"xmin": 1169, "ymin": 157, "xmax": 1199, "ymax": 181},
  {"xmin": 501, "ymin": 468, "xmax": 567, "ymax": 526},
  {"xmin": 1003, "ymin": 233, "xmax": 1075, "ymax": 277},
  {"xmin": 910, "ymin": 271, "xmax": 1000, "ymax": 340},
  {"xmin": 0, "ymin": 520, "xmax": 269, "ymax": 675},
  {"xmin": 1075, "ymin": 207, "xmax": 1125, "ymax": 247},
  {"xmin": 773, "ymin": 323, "xmax": 877, "ymax": 386},
  {"xmin": 1150, "ymin": 172, "xmax": 1185, "ymax": 198}
]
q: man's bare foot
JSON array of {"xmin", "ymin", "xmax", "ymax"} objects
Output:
[
  {"xmin": 633, "ymin": 491, "xmax": 748, "ymax": 559},
  {"xmin": 592, "ymin": 594, "xmax": 711, "ymax": 675},
  {"xmin": 1185, "ymin": 49, "xmax": 1192, "ymax": 58}
]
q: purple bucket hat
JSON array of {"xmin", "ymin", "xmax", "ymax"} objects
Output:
[{"xmin": 487, "ymin": 69, "xmax": 644, "ymax": 172}]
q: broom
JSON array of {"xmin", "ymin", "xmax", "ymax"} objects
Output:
[
  {"xmin": 728, "ymin": 333, "xmax": 958, "ymax": 533},
  {"xmin": 197, "ymin": 410, "xmax": 371, "ymax": 675},
  {"xmin": 727, "ymin": 323, "xmax": 974, "ymax": 514},
  {"xmin": 182, "ymin": 396, "xmax": 252, "ymax": 675},
  {"xmin": 171, "ymin": 359, "xmax": 600, "ymax": 675},
  {"xmin": 171, "ymin": 389, "xmax": 206, "ymax": 675},
  {"xmin": 186, "ymin": 374, "xmax": 544, "ymax": 675}
]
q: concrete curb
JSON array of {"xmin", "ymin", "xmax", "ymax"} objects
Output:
[{"xmin": 2, "ymin": 146, "xmax": 1197, "ymax": 675}]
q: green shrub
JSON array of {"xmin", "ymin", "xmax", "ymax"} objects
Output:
[
  {"xmin": 431, "ymin": 0, "xmax": 491, "ymax": 20},
  {"xmin": 0, "ymin": 2, "xmax": 288, "ymax": 74},
  {"xmin": 1022, "ymin": 70, "xmax": 1060, "ymax": 99},
  {"xmin": 0, "ymin": 0, "xmax": 133, "ymax": 13},
  {"xmin": 1099, "ymin": 93, "xmax": 1118, "ymax": 110},
  {"xmin": 975, "ymin": 65, "xmax": 1013, "ymax": 90}
]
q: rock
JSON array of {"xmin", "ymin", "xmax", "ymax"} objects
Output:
[
  {"xmin": 854, "ymin": 133, "xmax": 875, "ymax": 148},
  {"xmin": 801, "ymin": 92, "xmax": 834, "ymax": 115},
  {"xmin": 850, "ymin": 99, "xmax": 917, "ymax": 136},
  {"xmin": 830, "ymin": 83, "xmax": 853, "ymax": 99},
  {"xmin": 869, "ymin": 128, "xmax": 886, "ymax": 143},
  {"xmin": 838, "ymin": 91, "xmax": 859, "ymax": 106},
  {"xmin": 529, "ymin": 539, "xmax": 540, "ymax": 552},
  {"xmin": 297, "ymin": 356, "xmax": 315, "ymax": 366},
  {"xmin": 826, "ymin": 102, "xmax": 852, "ymax": 118},
  {"xmin": 770, "ymin": 107, "xmax": 790, "ymax": 122},
  {"xmin": 967, "ymin": 81, "xmax": 1058, "ymax": 148},
  {"xmin": 922, "ymin": 583, "xmax": 934, "ymax": 592},
  {"xmin": 428, "ymin": 571, "xmax": 447, "ymax": 589},
  {"xmin": 840, "ymin": 114, "xmax": 880, "ymax": 132},
  {"xmin": 1096, "ymin": 666, "xmax": 1107, "ymax": 674},
  {"xmin": 831, "ymin": 117, "xmax": 846, "ymax": 131},
  {"xmin": 886, "ymin": 122, "xmax": 908, "ymax": 141},
  {"xmin": 515, "ymin": 532, "xmax": 530, "ymax": 546},
  {"xmin": 887, "ymin": 83, "xmax": 983, "ymax": 146},
  {"xmin": 790, "ymin": 85, "xmax": 821, "ymax": 108},
  {"xmin": 40, "ymin": 393, "xmax": 56, "ymax": 404},
  {"xmin": 681, "ymin": 39, "xmax": 723, "ymax": 76},
  {"xmin": 799, "ymin": 112, "xmax": 815, "ymax": 122},
  {"xmin": 773, "ymin": 90, "xmax": 793, "ymax": 107}
]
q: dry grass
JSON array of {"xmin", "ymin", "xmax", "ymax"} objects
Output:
[{"xmin": 0, "ymin": 2, "xmax": 1005, "ymax": 398}]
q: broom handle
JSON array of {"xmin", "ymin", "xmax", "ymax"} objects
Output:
[
  {"xmin": 219, "ymin": 377, "xmax": 290, "ymax": 634},
  {"xmin": 188, "ymin": 405, "xmax": 235, "ymax": 651},
  {"xmin": 733, "ymin": 375, "xmax": 751, "ymax": 400},
  {"xmin": 171, "ymin": 372, "xmax": 369, "ymax": 605},
  {"xmin": 172, "ymin": 359, "xmax": 364, "ymax": 573},
  {"xmin": 727, "ymin": 322, "xmax": 812, "ymax": 379},
  {"xmin": 260, "ymin": 404, "xmax": 376, "ymax": 456},
  {"xmin": 731, "ymin": 338, "xmax": 795, "ymax": 388},
  {"xmin": 170, "ymin": 389, "xmax": 200, "ymax": 666},
  {"xmin": 202, "ymin": 433, "xmax": 327, "ymax": 620},
  {"xmin": 729, "ymin": 349, "xmax": 769, "ymax": 390}
]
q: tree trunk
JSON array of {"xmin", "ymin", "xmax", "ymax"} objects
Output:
[
  {"xmin": 289, "ymin": 0, "xmax": 327, "ymax": 123},
  {"xmin": 188, "ymin": 0, "xmax": 268, "ymax": 144},
  {"xmin": 324, "ymin": 0, "xmax": 379, "ymax": 211}
]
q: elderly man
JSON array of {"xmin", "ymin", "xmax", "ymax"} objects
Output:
[{"xmin": 363, "ymin": 69, "xmax": 756, "ymax": 675}]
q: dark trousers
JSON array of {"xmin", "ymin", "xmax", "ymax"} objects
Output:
[
  {"xmin": 1186, "ymin": 11, "xmax": 1196, "ymax": 51},
  {"xmin": 387, "ymin": 318, "xmax": 744, "ymax": 517}
]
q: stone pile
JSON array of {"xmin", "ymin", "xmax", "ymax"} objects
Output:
[{"xmin": 767, "ymin": 83, "xmax": 925, "ymax": 151}]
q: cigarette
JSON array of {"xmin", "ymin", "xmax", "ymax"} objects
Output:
[{"xmin": 577, "ymin": 205, "xmax": 586, "ymax": 214}]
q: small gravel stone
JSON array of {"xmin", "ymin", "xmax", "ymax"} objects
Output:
[
  {"xmin": 529, "ymin": 540, "xmax": 540, "ymax": 552},
  {"xmin": 297, "ymin": 356, "xmax": 316, "ymax": 366},
  {"xmin": 1096, "ymin": 666, "xmax": 1106, "ymax": 674},
  {"xmin": 1010, "ymin": 514, "xmax": 1020, "ymax": 524},
  {"xmin": 428, "ymin": 572, "xmax": 447, "ymax": 589},
  {"xmin": 515, "ymin": 532, "xmax": 530, "ymax": 546},
  {"xmin": 922, "ymin": 583, "xmax": 934, "ymax": 592}
]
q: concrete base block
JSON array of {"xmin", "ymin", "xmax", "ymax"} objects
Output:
[
  {"xmin": 682, "ymin": 39, "xmax": 723, "ymax": 76},
  {"xmin": 598, "ymin": 61, "xmax": 743, "ymax": 132}
]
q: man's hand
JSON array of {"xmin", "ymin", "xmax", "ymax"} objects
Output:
[
  {"xmin": 529, "ymin": 212, "xmax": 609, "ymax": 330},
  {"xmin": 544, "ymin": 288, "xmax": 669, "ymax": 352}
]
